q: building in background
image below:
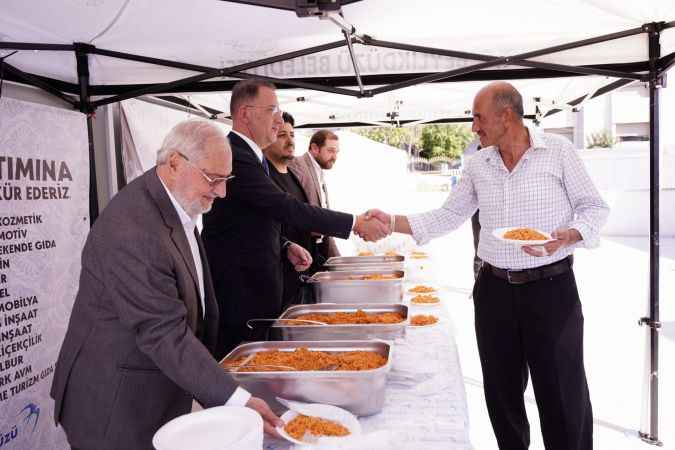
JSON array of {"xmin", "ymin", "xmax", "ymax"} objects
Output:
[{"xmin": 541, "ymin": 84, "xmax": 650, "ymax": 148}]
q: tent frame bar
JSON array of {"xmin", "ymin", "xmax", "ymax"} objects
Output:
[
  {"xmin": 1, "ymin": 60, "xmax": 658, "ymax": 97},
  {"xmin": 362, "ymin": 23, "xmax": 649, "ymax": 95},
  {"xmin": 291, "ymin": 77, "xmax": 633, "ymax": 128},
  {"xmin": 86, "ymin": 39, "xmax": 360, "ymax": 108},
  {"xmin": 639, "ymin": 20, "xmax": 664, "ymax": 447},
  {"xmin": 2, "ymin": 21, "xmax": 673, "ymax": 109},
  {"xmin": 75, "ymin": 43, "xmax": 100, "ymax": 223},
  {"xmin": 1, "ymin": 61, "xmax": 78, "ymax": 107}
]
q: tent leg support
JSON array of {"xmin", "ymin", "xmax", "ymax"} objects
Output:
[{"xmin": 639, "ymin": 21, "xmax": 662, "ymax": 447}]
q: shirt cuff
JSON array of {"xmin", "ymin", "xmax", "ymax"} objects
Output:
[
  {"xmin": 407, "ymin": 213, "xmax": 431, "ymax": 245},
  {"xmin": 569, "ymin": 222, "xmax": 597, "ymax": 249},
  {"xmin": 225, "ymin": 386, "xmax": 251, "ymax": 407},
  {"xmin": 351, "ymin": 215, "xmax": 356, "ymax": 231}
]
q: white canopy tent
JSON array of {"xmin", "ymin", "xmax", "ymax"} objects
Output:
[
  {"xmin": 1, "ymin": 0, "xmax": 674, "ymax": 444},
  {"xmin": 1, "ymin": 1, "xmax": 674, "ymax": 124},
  {"xmin": 1, "ymin": 1, "xmax": 674, "ymax": 80}
]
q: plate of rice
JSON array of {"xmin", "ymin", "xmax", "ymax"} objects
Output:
[
  {"xmin": 493, "ymin": 227, "xmax": 554, "ymax": 246},
  {"xmin": 276, "ymin": 403, "xmax": 361, "ymax": 446}
]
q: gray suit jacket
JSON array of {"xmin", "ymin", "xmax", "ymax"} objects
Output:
[
  {"xmin": 50, "ymin": 168, "xmax": 238, "ymax": 450},
  {"xmin": 288, "ymin": 152, "xmax": 340, "ymax": 258}
]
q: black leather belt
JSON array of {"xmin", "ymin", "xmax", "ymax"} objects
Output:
[{"xmin": 484, "ymin": 256, "xmax": 573, "ymax": 285}]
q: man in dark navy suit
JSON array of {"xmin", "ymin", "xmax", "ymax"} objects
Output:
[{"xmin": 202, "ymin": 79, "xmax": 389, "ymax": 358}]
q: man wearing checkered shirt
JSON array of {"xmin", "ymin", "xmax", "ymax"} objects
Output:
[{"xmin": 369, "ymin": 82, "xmax": 609, "ymax": 450}]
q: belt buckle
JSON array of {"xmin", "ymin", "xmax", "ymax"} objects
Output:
[{"xmin": 506, "ymin": 269, "xmax": 526, "ymax": 285}]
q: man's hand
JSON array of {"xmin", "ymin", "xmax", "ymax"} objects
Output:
[
  {"xmin": 365, "ymin": 209, "xmax": 413, "ymax": 235},
  {"xmin": 287, "ymin": 242, "xmax": 312, "ymax": 271},
  {"xmin": 353, "ymin": 212, "xmax": 390, "ymax": 242},
  {"xmin": 522, "ymin": 228, "xmax": 581, "ymax": 257},
  {"xmin": 245, "ymin": 396, "xmax": 283, "ymax": 437},
  {"xmin": 364, "ymin": 209, "xmax": 391, "ymax": 227}
]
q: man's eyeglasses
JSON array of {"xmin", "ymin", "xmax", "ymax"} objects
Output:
[
  {"xmin": 176, "ymin": 151, "xmax": 235, "ymax": 187},
  {"xmin": 245, "ymin": 104, "xmax": 282, "ymax": 115}
]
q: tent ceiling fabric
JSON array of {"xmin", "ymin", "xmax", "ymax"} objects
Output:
[
  {"xmin": 1, "ymin": 0, "xmax": 673, "ymax": 85},
  {"xmin": 170, "ymin": 76, "xmax": 623, "ymax": 127},
  {"xmin": 1, "ymin": 0, "xmax": 673, "ymax": 124}
]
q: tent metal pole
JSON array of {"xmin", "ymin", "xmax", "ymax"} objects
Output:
[
  {"xmin": 229, "ymin": 72, "xmax": 361, "ymax": 96},
  {"xmin": 365, "ymin": 35, "xmax": 646, "ymax": 81},
  {"xmin": 90, "ymin": 70, "xmax": 227, "ymax": 108},
  {"xmin": 364, "ymin": 37, "xmax": 645, "ymax": 84},
  {"xmin": 91, "ymin": 68, "xmax": 361, "ymax": 108},
  {"xmin": 639, "ymin": 22, "xmax": 663, "ymax": 447},
  {"xmin": 511, "ymin": 60, "xmax": 644, "ymax": 81},
  {"xmin": 659, "ymin": 51, "xmax": 675, "ymax": 76},
  {"xmin": 369, "ymin": 23, "xmax": 651, "ymax": 95},
  {"xmin": 370, "ymin": 58, "xmax": 509, "ymax": 95},
  {"xmin": 343, "ymin": 33, "xmax": 365, "ymax": 95},
  {"xmin": 362, "ymin": 37, "xmax": 495, "ymax": 62},
  {"xmin": 295, "ymin": 115, "xmax": 539, "ymax": 129},
  {"xmin": 89, "ymin": 40, "xmax": 356, "ymax": 106},
  {"xmin": 0, "ymin": 61, "xmax": 78, "ymax": 107},
  {"xmin": 543, "ymin": 78, "xmax": 635, "ymax": 118},
  {"xmin": 0, "ymin": 42, "xmax": 74, "ymax": 51},
  {"xmin": 90, "ymin": 40, "xmax": 346, "ymax": 75},
  {"xmin": 3, "ymin": 59, "xmax": 648, "ymax": 98},
  {"xmin": 365, "ymin": 24, "xmax": 645, "ymax": 63},
  {"xmin": 512, "ymin": 25, "xmax": 647, "ymax": 60},
  {"xmin": 75, "ymin": 43, "xmax": 99, "ymax": 224}
]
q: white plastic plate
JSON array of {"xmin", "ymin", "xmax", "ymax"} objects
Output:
[
  {"xmin": 492, "ymin": 227, "xmax": 555, "ymax": 246},
  {"xmin": 276, "ymin": 402, "xmax": 361, "ymax": 446}
]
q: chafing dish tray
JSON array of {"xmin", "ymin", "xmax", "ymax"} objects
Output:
[
  {"xmin": 273, "ymin": 303, "xmax": 408, "ymax": 341},
  {"xmin": 220, "ymin": 340, "xmax": 392, "ymax": 416},
  {"xmin": 324, "ymin": 255, "xmax": 405, "ymax": 271},
  {"xmin": 304, "ymin": 269, "xmax": 404, "ymax": 303}
]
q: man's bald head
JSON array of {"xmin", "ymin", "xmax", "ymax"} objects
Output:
[
  {"xmin": 472, "ymin": 82, "xmax": 526, "ymax": 148},
  {"xmin": 477, "ymin": 81, "xmax": 524, "ymax": 121}
]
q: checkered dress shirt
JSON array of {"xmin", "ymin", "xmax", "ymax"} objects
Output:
[{"xmin": 408, "ymin": 126, "xmax": 610, "ymax": 270}]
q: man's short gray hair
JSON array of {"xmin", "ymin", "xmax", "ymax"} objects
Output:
[
  {"xmin": 230, "ymin": 79, "xmax": 276, "ymax": 116},
  {"xmin": 156, "ymin": 119, "xmax": 228, "ymax": 164},
  {"xmin": 492, "ymin": 84, "xmax": 524, "ymax": 119}
]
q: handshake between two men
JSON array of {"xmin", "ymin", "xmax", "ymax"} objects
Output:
[
  {"xmin": 286, "ymin": 209, "xmax": 406, "ymax": 273},
  {"xmin": 353, "ymin": 209, "xmax": 408, "ymax": 242}
]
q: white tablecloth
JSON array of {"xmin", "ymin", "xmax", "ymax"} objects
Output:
[{"xmin": 265, "ymin": 279, "xmax": 472, "ymax": 450}]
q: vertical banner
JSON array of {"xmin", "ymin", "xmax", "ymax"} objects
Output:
[{"xmin": 0, "ymin": 98, "xmax": 89, "ymax": 450}]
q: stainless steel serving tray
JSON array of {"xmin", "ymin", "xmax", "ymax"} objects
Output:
[
  {"xmin": 306, "ymin": 269, "xmax": 404, "ymax": 304},
  {"xmin": 220, "ymin": 340, "xmax": 392, "ymax": 416},
  {"xmin": 274, "ymin": 303, "xmax": 408, "ymax": 341},
  {"xmin": 324, "ymin": 255, "xmax": 405, "ymax": 271}
]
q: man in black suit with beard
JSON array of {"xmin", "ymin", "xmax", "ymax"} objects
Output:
[{"xmin": 202, "ymin": 79, "xmax": 389, "ymax": 358}]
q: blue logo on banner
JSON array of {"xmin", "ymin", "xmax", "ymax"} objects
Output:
[
  {"xmin": 0, "ymin": 403, "xmax": 40, "ymax": 447},
  {"xmin": 19, "ymin": 403, "xmax": 40, "ymax": 432}
]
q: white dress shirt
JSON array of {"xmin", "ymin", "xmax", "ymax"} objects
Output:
[
  {"xmin": 160, "ymin": 178, "xmax": 251, "ymax": 407},
  {"xmin": 408, "ymin": 126, "xmax": 610, "ymax": 270},
  {"xmin": 231, "ymin": 130, "xmax": 264, "ymax": 163},
  {"xmin": 309, "ymin": 153, "xmax": 328, "ymax": 208},
  {"xmin": 160, "ymin": 179, "xmax": 205, "ymax": 317}
]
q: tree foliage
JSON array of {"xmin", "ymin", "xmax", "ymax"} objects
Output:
[
  {"xmin": 354, "ymin": 127, "xmax": 414, "ymax": 149},
  {"xmin": 419, "ymin": 125, "xmax": 474, "ymax": 159},
  {"xmin": 355, "ymin": 124, "xmax": 474, "ymax": 159}
]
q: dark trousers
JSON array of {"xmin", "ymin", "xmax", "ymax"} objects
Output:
[
  {"xmin": 473, "ymin": 265, "xmax": 593, "ymax": 450},
  {"xmin": 471, "ymin": 210, "xmax": 482, "ymax": 279}
]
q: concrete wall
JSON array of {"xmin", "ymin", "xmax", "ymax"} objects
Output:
[{"xmin": 580, "ymin": 144, "xmax": 675, "ymax": 237}]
